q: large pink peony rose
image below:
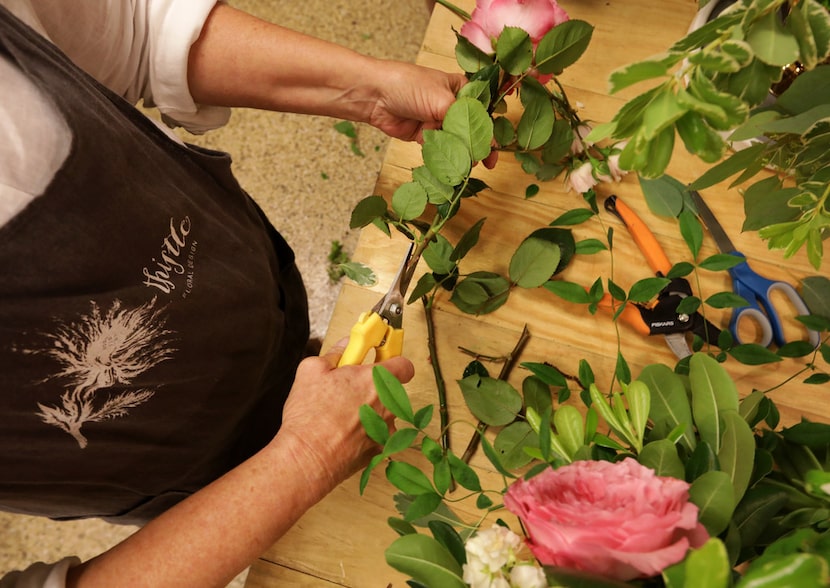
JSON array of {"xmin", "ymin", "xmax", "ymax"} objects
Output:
[
  {"xmin": 504, "ymin": 458, "xmax": 709, "ymax": 582},
  {"xmin": 460, "ymin": 0, "xmax": 570, "ymax": 54}
]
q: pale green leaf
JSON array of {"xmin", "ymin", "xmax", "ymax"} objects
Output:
[
  {"xmin": 689, "ymin": 470, "xmax": 736, "ymax": 536},
  {"xmin": 718, "ymin": 410, "xmax": 756, "ymax": 505},
  {"xmin": 422, "ymin": 129, "xmax": 472, "ymax": 186},
  {"xmin": 385, "ymin": 533, "xmax": 466, "ymax": 588},
  {"xmin": 457, "ymin": 374, "xmax": 523, "ymax": 426},
  {"xmin": 640, "ymin": 363, "xmax": 696, "ymax": 452},
  {"xmin": 639, "ymin": 439, "xmax": 685, "ymax": 479},
  {"xmin": 496, "ymin": 26, "xmax": 532, "ymax": 75},
  {"xmin": 442, "ymin": 97, "xmax": 494, "ymax": 162},
  {"xmin": 517, "ymin": 92, "xmax": 554, "ymax": 150},
  {"xmin": 392, "ymin": 181, "xmax": 428, "ymax": 221},
  {"xmin": 509, "ymin": 235, "xmax": 561, "ymax": 288}
]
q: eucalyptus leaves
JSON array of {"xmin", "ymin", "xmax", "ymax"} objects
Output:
[{"xmin": 589, "ymin": 0, "xmax": 830, "ymax": 268}]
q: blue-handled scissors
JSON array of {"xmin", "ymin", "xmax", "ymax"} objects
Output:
[{"xmin": 690, "ymin": 190, "xmax": 820, "ymax": 348}]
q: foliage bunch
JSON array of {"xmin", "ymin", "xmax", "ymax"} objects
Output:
[
  {"xmin": 588, "ymin": 0, "xmax": 830, "ymax": 268},
  {"xmin": 361, "ymin": 348, "xmax": 830, "ymax": 587}
]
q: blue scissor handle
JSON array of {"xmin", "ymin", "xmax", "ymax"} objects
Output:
[{"xmin": 728, "ymin": 252, "xmax": 820, "ymax": 348}]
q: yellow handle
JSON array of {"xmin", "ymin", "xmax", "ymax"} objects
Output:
[
  {"xmin": 337, "ymin": 312, "xmax": 388, "ymax": 367},
  {"xmin": 374, "ymin": 327, "xmax": 404, "ymax": 362}
]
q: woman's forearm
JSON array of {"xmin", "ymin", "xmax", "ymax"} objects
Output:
[
  {"xmin": 65, "ymin": 431, "xmax": 332, "ymax": 588},
  {"xmin": 187, "ymin": 3, "xmax": 385, "ymax": 122}
]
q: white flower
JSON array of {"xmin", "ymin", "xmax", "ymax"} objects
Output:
[
  {"xmin": 510, "ymin": 564, "xmax": 547, "ymax": 588},
  {"xmin": 465, "ymin": 525, "xmax": 522, "ymax": 572},
  {"xmin": 491, "ymin": 577, "xmax": 511, "ymax": 588},
  {"xmin": 607, "ymin": 141, "xmax": 628, "ymax": 181},
  {"xmin": 570, "ymin": 124, "xmax": 593, "ymax": 155},
  {"xmin": 568, "ymin": 161, "xmax": 597, "ymax": 193},
  {"xmin": 463, "ymin": 559, "xmax": 495, "ymax": 588}
]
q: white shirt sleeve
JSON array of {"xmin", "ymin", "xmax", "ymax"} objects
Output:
[
  {"xmin": 0, "ymin": 558, "xmax": 80, "ymax": 588},
  {"xmin": 21, "ymin": 0, "xmax": 231, "ymax": 133}
]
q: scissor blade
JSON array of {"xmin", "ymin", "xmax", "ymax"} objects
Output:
[
  {"xmin": 371, "ymin": 243, "xmax": 415, "ymax": 327},
  {"xmin": 689, "ymin": 190, "xmax": 736, "ymax": 253}
]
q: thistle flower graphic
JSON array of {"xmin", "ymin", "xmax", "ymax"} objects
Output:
[{"xmin": 31, "ymin": 298, "xmax": 175, "ymax": 448}]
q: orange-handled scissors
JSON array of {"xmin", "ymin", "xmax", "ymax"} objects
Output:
[
  {"xmin": 337, "ymin": 244, "xmax": 414, "ymax": 367},
  {"xmin": 689, "ymin": 190, "xmax": 820, "ymax": 348}
]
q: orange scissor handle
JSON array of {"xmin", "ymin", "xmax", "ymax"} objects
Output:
[
  {"xmin": 337, "ymin": 311, "xmax": 404, "ymax": 366},
  {"xmin": 597, "ymin": 293, "xmax": 652, "ymax": 337},
  {"xmin": 607, "ymin": 196, "xmax": 673, "ymax": 276}
]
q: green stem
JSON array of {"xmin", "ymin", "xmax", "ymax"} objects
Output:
[{"xmin": 433, "ymin": 0, "xmax": 471, "ymax": 21}]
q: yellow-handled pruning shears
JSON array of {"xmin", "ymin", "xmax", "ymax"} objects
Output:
[{"xmin": 337, "ymin": 244, "xmax": 415, "ymax": 367}]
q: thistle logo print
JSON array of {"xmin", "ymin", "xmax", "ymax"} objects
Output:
[{"xmin": 25, "ymin": 297, "xmax": 176, "ymax": 448}]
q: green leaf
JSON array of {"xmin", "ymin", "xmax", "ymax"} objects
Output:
[
  {"xmin": 521, "ymin": 363, "xmax": 568, "ymax": 388},
  {"xmin": 628, "ymin": 277, "xmax": 671, "ymax": 303},
  {"xmin": 451, "ymin": 218, "xmax": 486, "ymax": 262},
  {"xmin": 392, "ymin": 182, "xmax": 428, "ymax": 221},
  {"xmin": 544, "ymin": 280, "xmax": 592, "ymax": 304},
  {"xmin": 456, "ymin": 79, "xmax": 491, "ymax": 108},
  {"xmin": 414, "ymin": 405, "xmax": 434, "ymax": 431},
  {"xmin": 457, "ymin": 374, "xmax": 523, "ymax": 427},
  {"xmin": 454, "ymin": 31, "xmax": 494, "ymax": 72},
  {"xmin": 517, "ymin": 92, "xmax": 554, "ymax": 150},
  {"xmin": 689, "ymin": 353, "xmax": 739, "ymax": 451},
  {"xmin": 496, "ymin": 26, "xmax": 532, "ymax": 75},
  {"xmin": 359, "ymin": 453, "xmax": 385, "ymax": 494},
  {"xmin": 609, "ymin": 55, "xmax": 672, "ymax": 94},
  {"xmin": 423, "ymin": 234, "xmax": 456, "ymax": 275},
  {"xmin": 718, "ymin": 410, "xmax": 756, "ymax": 505},
  {"xmin": 450, "ymin": 272, "xmax": 511, "ymax": 315},
  {"xmin": 639, "ymin": 439, "xmax": 685, "ymax": 478},
  {"xmin": 360, "ymin": 404, "xmax": 390, "ymax": 445},
  {"xmin": 385, "ymin": 533, "xmax": 466, "ymax": 588},
  {"xmin": 746, "ymin": 8, "xmax": 801, "ymax": 67},
  {"xmin": 535, "ymin": 20, "xmax": 594, "ymax": 75},
  {"xmin": 374, "ymin": 365, "xmax": 415, "ymax": 423},
  {"xmin": 447, "ymin": 452, "xmax": 482, "ymax": 492},
  {"xmin": 740, "ymin": 553, "xmax": 830, "ymax": 587},
  {"xmin": 551, "ymin": 208, "xmax": 595, "ymax": 226},
  {"xmin": 640, "ymin": 363, "xmax": 696, "ymax": 452},
  {"xmin": 509, "ymin": 234, "xmax": 561, "ymax": 288},
  {"xmin": 664, "ymin": 539, "xmax": 731, "ymax": 588},
  {"xmin": 385, "ymin": 428, "xmax": 421, "ymax": 457},
  {"xmin": 698, "ymin": 253, "xmax": 746, "ymax": 271},
  {"xmin": 493, "ymin": 116, "xmax": 515, "ymax": 147},
  {"xmin": 705, "ymin": 291, "xmax": 749, "ymax": 309},
  {"xmin": 387, "ymin": 462, "xmax": 435, "ymax": 495},
  {"xmin": 413, "ymin": 165, "xmax": 453, "ymax": 205},
  {"xmin": 553, "ymin": 405, "xmax": 585, "ymax": 458},
  {"xmin": 428, "ymin": 521, "xmax": 467, "ymax": 567},
  {"xmin": 639, "ymin": 174, "xmax": 687, "ymax": 217},
  {"xmin": 350, "ymin": 195, "xmax": 388, "ymax": 228},
  {"xmin": 801, "ymin": 276, "xmax": 830, "ymax": 320},
  {"xmin": 442, "ymin": 97, "xmax": 494, "ymax": 162},
  {"xmin": 679, "ymin": 208, "xmax": 704, "ymax": 258},
  {"xmin": 689, "ymin": 142, "xmax": 766, "ymax": 191},
  {"xmin": 729, "ymin": 344, "xmax": 783, "ymax": 365},
  {"xmin": 567, "ymin": 242, "xmax": 602, "ymax": 262},
  {"xmin": 422, "ymin": 129, "xmax": 472, "ymax": 186},
  {"xmin": 494, "ymin": 421, "xmax": 537, "ymax": 470},
  {"xmin": 689, "ymin": 470, "xmax": 737, "ymax": 536}
]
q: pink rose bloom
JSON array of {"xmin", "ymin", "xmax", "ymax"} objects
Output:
[
  {"xmin": 460, "ymin": 0, "xmax": 570, "ymax": 54},
  {"xmin": 504, "ymin": 458, "xmax": 709, "ymax": 582}
]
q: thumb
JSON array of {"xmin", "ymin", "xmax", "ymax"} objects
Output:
[{"xmin": 320, "ymin": 337, "xmax": 350, "ymax": 369}]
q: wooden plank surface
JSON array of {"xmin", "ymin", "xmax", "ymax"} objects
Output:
[{"xmin": 246, "ymin": 1, "xmax": 827, "ymax": 586}]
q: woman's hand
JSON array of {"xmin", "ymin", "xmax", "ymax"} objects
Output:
[{"xmin": 276, "ymin": 340, "xmax": 415, "ymax": 498}]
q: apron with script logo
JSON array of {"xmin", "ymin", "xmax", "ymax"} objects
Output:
[{"xmin": 0, "ymin": 6, "xmax": 309, "ymax": 523}]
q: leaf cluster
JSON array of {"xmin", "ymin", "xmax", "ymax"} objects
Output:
[{"xmin": 590, "ymin": 0, "xmax": 830, "ymax": 268}]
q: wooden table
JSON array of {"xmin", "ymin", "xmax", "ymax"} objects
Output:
[{"xmin": 245, "ymin": 1, "xmax": 827, "ymax": 585}]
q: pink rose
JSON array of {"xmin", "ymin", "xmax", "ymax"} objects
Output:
[
  {"xmin": 504, "ymin": 458, "xmax": 709, "ymax": 582},
  {"xmin": 460, "ymin": 0, "xmax": 570, "ymax": 54}
]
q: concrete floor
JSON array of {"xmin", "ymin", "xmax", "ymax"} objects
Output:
[{"xmin": 0, "ymin": 1, "xmax": 431, "ymax": 585}]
